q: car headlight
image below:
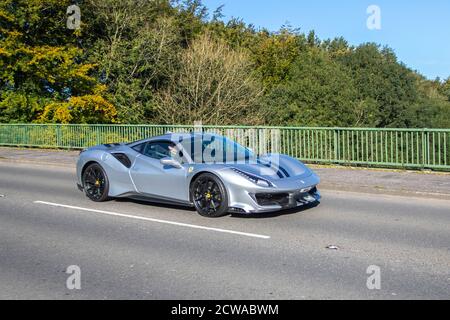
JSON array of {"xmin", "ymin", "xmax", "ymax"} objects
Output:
[{"xmin": 231, "ymin": 168, "xmax": 274, "ymax": 188}]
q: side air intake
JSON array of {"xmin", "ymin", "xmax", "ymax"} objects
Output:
[{"xmin": 112, "ymin": 153, "xmax": 132, "ymax": 168}]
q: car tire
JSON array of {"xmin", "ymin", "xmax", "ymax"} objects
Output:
[
  {"xmin": 82, "ymin": 163, "xmax": 110, "ymax": 202},
  {"xmin": 190, "ymin": 173, "xmax": 229, "ymax": 218}
]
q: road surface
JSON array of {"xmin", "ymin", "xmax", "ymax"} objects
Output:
[{"xmin": 0, "ymin": 162, "xmax": 449, "ymax": 299}]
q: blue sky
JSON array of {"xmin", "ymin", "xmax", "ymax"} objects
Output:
[{"xmin": 202, "ymin": 0, "xmax": 450, "ymax": 80}]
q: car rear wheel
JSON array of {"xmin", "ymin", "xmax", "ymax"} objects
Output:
[
  {"xmin": 82, "ymin": 163, "xmax": 110, "ymax": 202},
  {"xmin": 191, "ymin": 173, "xmax": 229, "ymax": 217}
]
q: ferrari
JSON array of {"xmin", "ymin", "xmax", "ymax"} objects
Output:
[{"xmin": 76, "ymin": 132, "xmax": 321, "ymax": 217}]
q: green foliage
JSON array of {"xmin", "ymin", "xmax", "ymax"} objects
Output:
[
  {"xmin": 252, "ymin": 29, "xmax": 306, "ymax": 90},
  {"xmin": 441, "ymin": 78, "xmax": 450, "ymax": 101},
  {"xmin": 336, "ymin": 44, "xmax": 419, "ymax": 127},
  {"xmin": 263, "ymin": 49, "xmax": 359, "ymax": 127},
  {"xmin": 0, "ymin": 0, "xmax": 448, "ymax": 128},
  {"xmin": 406, "ymin": 77, "xmax": 450, "ymax": 128},
  {"xmin": 0, "ymin": 0, "xmax": 116, "ymax": 123},
  {"xmin": 154, "ymin": 33, "xmax": 264, "ymax": 125}
]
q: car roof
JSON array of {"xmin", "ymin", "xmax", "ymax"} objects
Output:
[{"xmin": 127, "ymin": 132, "xmax": 225, "ymax": 147}]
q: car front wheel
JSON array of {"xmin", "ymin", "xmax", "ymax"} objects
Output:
[
  {"xmin": 191, "ymin": 173, "xmax": 229, "ymax": 217},
  {"xmin": 82, "ymin": 163, "xmax": 110, "ymax": 202}
]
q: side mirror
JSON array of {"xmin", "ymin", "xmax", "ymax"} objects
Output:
[{"xmin": 160, "ymin": 157, "xmax": 183, "ymax": 169}]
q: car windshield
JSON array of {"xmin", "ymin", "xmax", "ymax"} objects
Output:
[{"xmin": 179, "ymin": 134, "xmax": 255, "ymax": 164}]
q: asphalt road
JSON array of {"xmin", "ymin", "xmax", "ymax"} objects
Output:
[{"xmin": 0, "ymin": 162, "xmax": 449, "ymax": 300}]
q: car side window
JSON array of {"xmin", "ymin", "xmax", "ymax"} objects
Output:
[
  {"xmin": 142, "ymin": 141, "xmax": 175, "ymax": 160},
  {"xmin": 132, "ymin": 143, "xmax": 145, "ymax": 154}
]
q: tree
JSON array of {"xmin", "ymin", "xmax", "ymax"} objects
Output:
[
  {"xmin": 321, "ymin": 37, "xmax": 352, "ymax": 58},
  {"xmin": 441, "ymin": 78, "xmax": 450, "ymax": 101},
  {"xmin": 83, "ymin": 0, "xmax": 193, "ymax": 123},
  {"xmin": 38, "ymin": 85, "xmax": 117, "ymax": 124},
  {"xmin": 405, "ymin": 77, "xmax": 450, "ymax": 128},
  {"xmin": 0, "ymin": 0, "xmax": 116, "ymax": 123},
  {"xmin": 207, "ymin": 17, "xmax": 259, "ymax": 51},
  {"xmin": 263, "ymin": 49, "xmax": 360, "ymax": 127},
  {"xmin": 154, "ymin": 33, "xmax": 264, "ymax": 125},
  {"xmin": 337, "ymin": 43, "xmax": 418, "ymax": 127},
  {"xmin": 252, "ymin": 29, "xmax": 306, "ymax": 90},
  {"xmin": 1, "ymin": 0, "xmax": 448, "ymax": 128}
]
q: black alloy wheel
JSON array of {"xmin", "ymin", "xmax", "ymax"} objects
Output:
[
  {"xmin": 83, "ymin": 163, "xmax": 110, "ymax": 202},
  {"xmin": 191, "ymin": 173, "xmax": 229, "ymax": 217}
]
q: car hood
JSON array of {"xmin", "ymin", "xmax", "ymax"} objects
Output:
[{"xmin": 222, "ymin": 154, "xmax": 312, "ymax": 180}]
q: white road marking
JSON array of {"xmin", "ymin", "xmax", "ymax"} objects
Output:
[{"xmin": 34, "ymin": 201, "xmax": 271, "ymax": 240}]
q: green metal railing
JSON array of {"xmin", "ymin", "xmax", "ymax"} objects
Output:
[{"xmin": 0, "ymin": 124, "xmax": 449, "ymax": 170}]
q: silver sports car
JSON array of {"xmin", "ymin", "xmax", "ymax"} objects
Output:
[{"xmin": 76, "ymin": 133, "xmax": 321, "ymax": 217}]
